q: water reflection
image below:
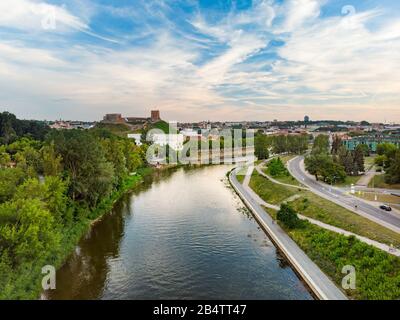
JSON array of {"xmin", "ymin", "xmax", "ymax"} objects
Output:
[{"xmin": 45, "ymin": 166, "xmax": 312, "ymax": 300}]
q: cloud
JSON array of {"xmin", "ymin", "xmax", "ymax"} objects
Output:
[
  {"xmin": 0, "ymin": 0, "xmax": 88, "ymax": 32},
  {"xmin": 0, "ymin": 0, "xmax": 399, "ymax": 122}
]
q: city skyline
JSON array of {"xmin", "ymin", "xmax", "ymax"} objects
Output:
[{"xmin": 1, "ymin": 0, "xmax": 400, "ymax": 122}]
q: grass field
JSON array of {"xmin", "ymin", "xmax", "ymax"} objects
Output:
[
  {"xmin": 262, "ymin": 155, "xmax": 303, "ymax": 187},
  {"xmin": 249, "ymin": 171, "xmax": 304, "ymax": 205},
  {"xmin": 332, "ymin": 175, "xmax": 361, "ymax": 187},
  {"xmin": 263, "ymin": 206, "xmax": 400, "ymax": 300},
  {"xmin": 368, "ymin": 174, "xmax": 400, "ymax": 190},
  {"xmin": 290, "ymin": 191, "xmax": 400, "ymax": 247},
  {"xmin": 353, "ymin": 192, "xmax": 400, "ymax": 205}
]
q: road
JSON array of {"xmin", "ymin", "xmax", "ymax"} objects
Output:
[
  {"xmin": 229, "ymin": 168, "xmax": 347, "ymax": 300},
  {"xmin": 288, "ymin": 156, "xmax": 400, "ymax": 233}
]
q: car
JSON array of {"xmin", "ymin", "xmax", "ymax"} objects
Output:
[{"xmin": 380, "ymin": 204, "xmax": 392, "ymax": 212}]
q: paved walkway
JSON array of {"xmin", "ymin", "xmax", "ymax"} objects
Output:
[
  {"xmin": 230, "ymin": 167, "xmax": 347, "ymax": 300},
  {"xmin": 242, "ymin": 165, "xmax": 400, "ymax": 257}
]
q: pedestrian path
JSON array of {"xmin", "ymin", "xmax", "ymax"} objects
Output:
[{"xmin": 242, "ymin": 166, "xmax": 400, "ymax": 257}]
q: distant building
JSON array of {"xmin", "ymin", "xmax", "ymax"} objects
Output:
[
  {"xmin": 127, "ymin": 133, "xmax": 143, "ymax": 146},
  {"xmin": 50, "ymin": 121, "xmax": 73, "ymax": 130},
  {"xmin": 103, "ymin": 113, "xmax": 124, "ymax": 123},
  {"xmin": 342, "ymin": 135, "xmax": 400, "ymax": 152},
  {"xmin": 102, "ymin": 110, "xmax": 161, "ymax": 125},
  {"xmin": 150, "ymin": 133, "xmax": 184, "ymax": 151},
  {"xmin": 151, "ymin": 110, "xmax": 161, "ymax": 122}
]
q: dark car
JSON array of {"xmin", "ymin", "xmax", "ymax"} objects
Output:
[{"xmin": 380, "ymin": 205, "xmax": 392, "ymax": 212}]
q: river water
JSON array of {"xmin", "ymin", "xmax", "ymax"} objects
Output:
[{"xmin": 45, "ymin": 165, "xmax": 312, "ymax": 300}]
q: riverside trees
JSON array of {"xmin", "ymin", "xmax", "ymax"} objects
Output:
[{"xmin": 0, "ymin": 114, "xmax": 147, "ymax": 298}]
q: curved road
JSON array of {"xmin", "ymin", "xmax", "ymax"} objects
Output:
[{"xmin": 288, "ymin": 156, "xmax": 400, "ymax": 234}]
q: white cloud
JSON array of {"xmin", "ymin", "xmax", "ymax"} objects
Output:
[
  {"xmin": 0, "ymin": 0, "xmax": 87, "ymax": 32},
  {"xmin": 0, "ymin": 0, "xmax": 399, "ymax": 122}
]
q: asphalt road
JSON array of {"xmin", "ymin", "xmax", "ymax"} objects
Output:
[{"xmin": 288, "ymin": 156, "xmax": 400, "ymax": 233}]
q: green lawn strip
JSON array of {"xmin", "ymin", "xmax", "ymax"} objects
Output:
[
  {"xmin": 289, "ymin": 191, "xmax": 400, "ymax": 247},
  {"xmin": 368, "ymin": 174, "xmax": 400, "ymax": 190},
  {"xmin": 249, "ymin": 171, "xmax": 303, "ymax": 205},
  {"xmin": 262, "ymin": 156, "xmax": 302, "ymax": 187},
  {"xmin": 332, "ymin": 175, "xmax": 361, "ymax": 187},
  {"xmin": 262, "ymin": 206, "xmax": 400, "ymax": 300},
  {"xmin": 364, "ymin": 156, "xmax": 376, "ymax": 170}
]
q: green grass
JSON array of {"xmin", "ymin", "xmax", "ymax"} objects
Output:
[
  {"xmin": 263, "ymin": 207, "xmax": 400, "ymax": 300},
  {"xmin": 368, "ymin": 174, "xmax": 400, "ymax": 190},
  {"xmin": 249, "ymin": 171, "xmax": 304, "ymax": 205},
  {"xmin": 290, "ymin": 191, "xmax": 400, "ymax": 247},
  {"xmin": 236, "ymin": 174, "xmax": 245, "ymax": 184},
  {"xmin": 365, "ymin": 156, "xmax": 376, "ymax": 170},
  {"xmin": 332, "ymin": 175, "xmax": 361, "ymax": 187},
  {"xmin": 262, "ymin": 155, "xmax": 303, "ymax": 187},
  {"xmin": 263, "ymin": 166, "xmax": 302, "ymax": 186}
]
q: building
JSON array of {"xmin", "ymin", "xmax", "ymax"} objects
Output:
[
  {"xmin": 103, "ymin": 113, "xmax": 124, "ymax": 123},
  {"xmin": 342, "ymin": 135, "xmax": 400, "ymax": 152},
  {"xmin": 150, "ymin": 133, "xmax": 184, "ymax": 151},
  {"xmin": 151, "ymin": 110, "xmax": 161, "ymax": 122},
  {"xmin": 127, "ymin": 133, "xmax": 142, "ymax": 146},
  {"xmin": 49, "ymin": 121, "xmax": 73, "ymax": 130}
]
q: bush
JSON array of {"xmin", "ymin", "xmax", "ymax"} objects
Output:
[{"xmin": 277, "ymin": 204, "xmax": 302, "ymax": 229}]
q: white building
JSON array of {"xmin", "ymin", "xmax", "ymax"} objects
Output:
[
  {"xmin": 151, "ymin": 133, "xmax": 184, "ymax": 151},
  {"xmin": 127, "ymin": 133, "xmax": 142, "ymax": 146}
]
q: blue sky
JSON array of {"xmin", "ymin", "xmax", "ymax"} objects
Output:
[{"xmin": 0, "ymin": 0, "xmax": 399, "ymax": 122}]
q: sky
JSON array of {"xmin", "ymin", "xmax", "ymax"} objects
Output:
[{"xmin": 0, "ymin": 0, "xmax": 399, "ymax": 122}]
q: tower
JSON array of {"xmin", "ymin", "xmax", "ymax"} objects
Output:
[{"xmin": 151, "ymin": 110, "xmax": 160, "ymax": 122}]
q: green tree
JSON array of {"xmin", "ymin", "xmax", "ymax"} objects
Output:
[
  {"xmin": 0, "ymin": 167, "xmax": 25, "ymax": 203},
  {"xmin": 277, "ymin": 204, "xmax": 302, "ymax": 229},
  {"xmin": 268, "ymin": 158, "xmax": 288, "ymax": 177},
  {"xmin": 377, "ymin": 143, "xmax": 397, "ymax": 157},
  {"xmin": 41, "ymin": 143, "xmax": 63, "ymax": 176},
  {"xmin": 0, "ymin": 198, "xmax": 61, "ymax": 267},
  {"xmin": 254, "ymin": 133, "xmax": 270, "ymax": 160},
  {"xmin": 49, "ymin": 130, "xmax": 115, "ymax": 207},
  {"xmin": 0, "ymin": 146, "xmax": 11, "ymax": 168},
  {"xmin": 331, "ymin": 135, "xmax": 342, "ymax": 155},
  {"xmin": 312, "ymin": 134, "xmax": 330, "ymax": 155},
  {"xmin": 385, "ymin": 150, "xmax": 400, "ymax": 184},
  {"xmin": 353, "ymin": 146, "xmax": 365, "ymax": 174},
  {"xmin": 13, "ymin": 177, "xmax": 69, "ymax": 225}
]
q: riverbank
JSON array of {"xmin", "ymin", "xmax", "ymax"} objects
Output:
[
  {"xmin": 228, "ymin": 167, "xmax": 347, "ymax": 300},
  {"xmin": 44, "ymin": 165, "xmax": 312, "ymax": 300},
  {"xmin": 244, "ymin": 161, "xmax": 400, "ymax": 299},
  {"xmin": 1, "ymin": 167, "xmax": 157, "ymax": 300}
]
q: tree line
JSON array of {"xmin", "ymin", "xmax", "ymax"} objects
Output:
[
  {"xmin": 375, "ymin": 142, "xmax": 400, "ymax": 184},
  {"xmin": 305, "ymin": 134, "xmax": 365, "ymax": 184},
  {"xmin": 254, "ymin": 132, "xmax": 309, "ymax": 160},
  {"xmin": 0, "ymin": 113, "xmax": 147, "ymax": 298}
]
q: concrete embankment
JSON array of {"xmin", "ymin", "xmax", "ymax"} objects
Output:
[{"xmin": 229, "ymin": 168, "xmax": 347, "ymax": 300}]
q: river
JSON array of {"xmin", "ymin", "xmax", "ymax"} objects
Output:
[{"xmin": 45, "ymin": 165, "xmax": 312, "ymax": 300}]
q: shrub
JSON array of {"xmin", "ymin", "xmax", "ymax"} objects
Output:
[{"xmin": 277, "ymin": 204, "xmax": 302, "ymax": 229}]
